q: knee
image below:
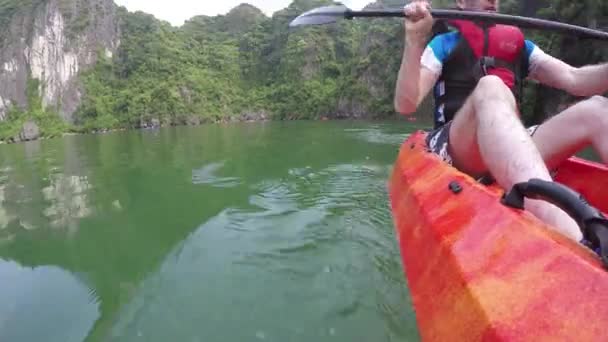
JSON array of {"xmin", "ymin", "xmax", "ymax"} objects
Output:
[
  {"xmin": 477, "ymin": 75, "xmax": 508, "ymax": 90},
  {"xmin": 576, "ymin": 96, "xmax": 608, "ymax": 130},
  {"xmin": 584, "ymin": 95, "xmax": 608, "ymax": 111},
  {"xmin": 474, "ymin": 76, "xmax": 514, "ymax": 98},
  {"xmin": 472, "ymin": 76, "xmax": 516, "ymax": 107}
]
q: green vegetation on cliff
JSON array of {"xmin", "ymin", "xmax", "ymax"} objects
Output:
[
  {"xmin": 76, "ymin": 0, "xmax": 365, "ymax": 130},
  {"xmin": 0, "ymin": 76, "xmax": 68, "ymax": 142},
  {"xmin": 73, "ymin": 0, "xmax": 608, "ymax": 131}
]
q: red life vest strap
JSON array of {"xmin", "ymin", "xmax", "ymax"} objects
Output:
[{"xmin": 447, "ymin": 20, "xmax": 525, "ymax": 88}]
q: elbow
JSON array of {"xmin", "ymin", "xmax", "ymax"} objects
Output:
[
  {"xmin": 394, "ymin": 97, "xmax": 417, "ymax": 115},
  {"xmin": 565, "ymin": 68, "xmax": 591, "ymax": 97},
  {"xmin": 569, "ymin": 89, "xmax": 590, "ymax": 98},
  {"xmin": 568, "ymin": 82, "xmax": 589, "ymax": 97},
  {"xmin": 570, "ymin": 88, "xmax": 594, "ymax": 98}
]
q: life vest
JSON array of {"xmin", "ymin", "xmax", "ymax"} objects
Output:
[{"xmin": 433, "ymin": 20, "xmax": 527, "ymax": 129}]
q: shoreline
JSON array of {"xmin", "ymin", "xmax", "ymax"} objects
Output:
[{"xmin": 0, "ymin": 115, "xmax": 410, "ymax": 145}]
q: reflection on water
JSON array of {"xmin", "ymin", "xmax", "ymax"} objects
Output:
[
  {"xmin": 0, "ymin": 121, "xmax": 420, "ymax": 342},
  {"xmin": 0, "ymin": 185, "xmax": 10, "ymax": 230},
  {"xmin": 109, "ymin": 157, "xmax": 416, "ymax": 341},
  {"xmin": 0, "ymin": 135, "xmax": 94, "ymax": 237},
  {"xmin": 0, "ymin": 184, "xmax": 15, "ymax": 246},
  {"xmin": 43, "ymin": 174, "xmax": 92, "ymax": 232},
  {"xmin": 0, "ymin": 259, "xmax": 100, "ymax": 342}
]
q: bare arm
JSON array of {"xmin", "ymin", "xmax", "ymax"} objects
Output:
[
  {"xmin": 394, "ymin": 0, "xmax": 438, "ymax": 115},
  {"xmin": 531, "ymin": 55, "xmax": 608, "ymax": 97},
  {"xmin": 394, "ymin": 43, "xmax": 440, "ymax": 114}
]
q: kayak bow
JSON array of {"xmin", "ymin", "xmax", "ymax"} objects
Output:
[{"xmin": 389, "ymin": 131, "xmax": 608, "ymax": 341}]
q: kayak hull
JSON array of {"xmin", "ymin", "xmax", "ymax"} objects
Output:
[{"xmin": 389, "ymin": 131, "xmax": 608, "ymax": 341}]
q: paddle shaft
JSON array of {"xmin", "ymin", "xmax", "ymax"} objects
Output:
[{"xmin": 344, "ymin": 9, "xmax": 608, "ymax": 41}]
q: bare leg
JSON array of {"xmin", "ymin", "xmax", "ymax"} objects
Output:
[
  {"xmin": 533, "ymin": 96, "xmax": 608, "ymax": 169},
  {"xmin": 448, "ymin": 76, "xmax": 582, "ymax": 241}
]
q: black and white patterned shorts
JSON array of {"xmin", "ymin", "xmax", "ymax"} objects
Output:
[{"xmin": 426, "ymin": 122, "xmax": 541, "ymax": 165}]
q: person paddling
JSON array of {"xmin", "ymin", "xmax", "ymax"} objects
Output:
[{"xmin": 395, "ymin": 0, "xmax": 608, "ymax": 243}]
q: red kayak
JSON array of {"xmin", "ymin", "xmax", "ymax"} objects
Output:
[{"xmin": 389, "ymin": 131, "xmax": 608, "ymax": 341}]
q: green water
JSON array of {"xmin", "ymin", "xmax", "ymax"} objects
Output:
[{"xmin": 0, "ymin": 121, "xmax": 423, "ymax": 342}]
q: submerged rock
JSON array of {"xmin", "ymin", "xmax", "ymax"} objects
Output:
[
  {"xmin": 20, "ymin": 121, "xmax": 40, "ymax": 141},
  {"xmin": 186, "ymin": 115, "xmax": 201, "ymax": 126},
  {"xmin": 240, "ymin": 111, "xmax": 269, "ymax": 122}
]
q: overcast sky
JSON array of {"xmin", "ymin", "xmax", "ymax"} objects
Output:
[{"xmin": 114, "ymin": 0, "xmax": 376, "ymax": 26}]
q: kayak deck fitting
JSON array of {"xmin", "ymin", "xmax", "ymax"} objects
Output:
[{"xmin": 389, "ymin": 131, "xmax": 608, "ymax": 341}]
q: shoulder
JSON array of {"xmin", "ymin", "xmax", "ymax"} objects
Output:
[
  {"xmin": 523, "ymin": 39, "xmax": 551, "ymax": 65},
  {"xmin": 523, "ymin": 40, "xmax": 550, "ymax": 62},
  {"xmin": 524, "ymin": 40, "xmax": 538, "ymax": 58},
  {"xmin": 421, "ymin": 32, "xmax": 461, "ymax": 75},
  {"xmin": 427, "ymin": 32, "xmax": 461, "ymax": 62}
]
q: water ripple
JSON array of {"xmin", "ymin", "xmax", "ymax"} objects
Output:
[
  {"xmin": 192, "ymin": 161, "xmax": 242, "ymax": 188},
  {"xmin": 102, "ymin": 124, "xmax": 418, "ymax": 342},
  {"xmin": 348, "ymin": 128, "xmax": 411, "ymax": 146}
]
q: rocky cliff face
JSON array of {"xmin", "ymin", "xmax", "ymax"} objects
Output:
[{"xmin": 0, "ymin": 0, "xmax": 120, "ymax": 122}]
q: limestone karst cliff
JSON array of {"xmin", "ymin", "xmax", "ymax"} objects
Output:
[{"xmin": 0, "ymin": 0, "xmax": 119, "ymax": 122}]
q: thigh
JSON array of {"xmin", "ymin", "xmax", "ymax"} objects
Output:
[
  {"xmin": 448, "ymin": 96, "xmax": 487, "ymax": 176},
  {"xmin": 448, "ymin": 75, "xmax": 523, "ymax": 178},
  {"xmin": 532, "ymin": 102, "xmax": 595, "ymax": 170}
]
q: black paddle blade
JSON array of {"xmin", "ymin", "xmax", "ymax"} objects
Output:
[{"xmin": 289, "ymin": 5, "xmax": 350, "ymax": 28}]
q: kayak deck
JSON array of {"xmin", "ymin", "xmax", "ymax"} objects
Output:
[{"xmin": 389, "ymin": 131, "xmax": 608, "ymax": 341}]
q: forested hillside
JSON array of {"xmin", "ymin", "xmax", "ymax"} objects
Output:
[{"xmin": 1, "ymin": 0, "xmax": 607, "ymax": 141}]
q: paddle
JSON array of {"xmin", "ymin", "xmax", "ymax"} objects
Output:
[{"xmin": 289, "ymin": 5, "xmax": 608, "ymax": 41}]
